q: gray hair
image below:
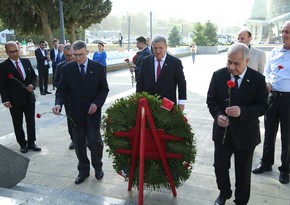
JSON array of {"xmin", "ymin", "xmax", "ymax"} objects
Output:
[
  {"xmin": 5, "ymin": 41, "xmax": 18, "ymax": 50},
  {"xmin": 72, "ymin": 40, "xmax": 87, "ymax": 50},
  {"xmin": 152, "ymin": 35, "xmax": 167, "ymax": 46},
  {"xmin": 228, "ymin": 43, "xmax": 249, "ymax": 60},
  {"xmin": 64, "ymin": 44, "xmax": 72, "ymax": 51}
]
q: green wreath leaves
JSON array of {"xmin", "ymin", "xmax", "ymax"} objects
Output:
[{"xmin": 102, "ymin": 92, "xmax": 196, "ymax": 190}]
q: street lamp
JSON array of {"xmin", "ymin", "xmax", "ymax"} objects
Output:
[{"xmin": 59, "ymin": 0, "xmax": 65, "ymax": 44}]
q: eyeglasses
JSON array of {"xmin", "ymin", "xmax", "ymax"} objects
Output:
[
  {"xmin": 7, "ymin": 50, "xmax": 19, "ymax": 54},
  {"xmin": 65, "ymin": 54, "xmax": 73, "ymax": 58},
  {"xmin": 72, "ymin": 52, "xmax": 87, "ymax": 58}
]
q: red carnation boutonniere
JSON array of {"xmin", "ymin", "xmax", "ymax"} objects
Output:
[
  {"xmin": 222, "ymin": 80, "xmax": 236, "ymax": 144},
  {"xmin": 8, "ymin": 74, "xmax": 27, "ymax": 89},
  {"xmin": 36, "ymin": 112, "xmax": 76, "ymax": 127},
  {"xmin": 124, "ymin": 58, "xmax": 134, "ymax": 87}
]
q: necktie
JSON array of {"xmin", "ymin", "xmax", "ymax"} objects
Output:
[
  {"xmin": 157, "ymin": 60, "xmax": 161, "ymax": 79},
  {"xmin": 15, "ymin": 61, "xmax": 24, "ymax": 80},
  {"xmin": 80, "ymin": 64, "xmax": 85, "ymax": 79},
  {"xmin": 234, "ymin": 75, "xmax": 240, "ymax": 90}
]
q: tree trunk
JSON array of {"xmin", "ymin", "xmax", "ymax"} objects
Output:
[{"xmin": 70, "ymin": 24, "xmax": 77, "ymax": 43}]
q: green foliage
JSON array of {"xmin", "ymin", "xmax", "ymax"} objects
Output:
[
  {"xmin": 192, "ymin": 20, "xmax": 218, "ymax": 46},
  {"xmin": 168, "ymin": 25, "xmax": 181, "ymax": 47},
  {"xmin": 102, "ymin": 92, "xmax": 196, "ymax": 190}
]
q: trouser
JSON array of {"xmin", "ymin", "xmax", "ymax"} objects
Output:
[
  {"xmin": 214, "ymin": 139, "xmax": 255, "ymax": 204},
  {"xmin": 38, "ymin": 65, "xmax": 49, "ymax": 93},
  {"xmin": 261, "ymin": 93, "xmax": 290, "ymax": 172},
  {"xmin": 10, "ymin": 102, "xmax": 36, "ymax": 147}
]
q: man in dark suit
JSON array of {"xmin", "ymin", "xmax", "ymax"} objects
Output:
[
  {"xmin": 50, "ymin": 39, "xmax": 59, "ymax": 90},
  {"xmin": 0, "ymin": 41, "xmax": 41, "ymax": 153},
  {"xmin": 54, "ymin": 44, "xmax": 75, "ymax": 150},
  {"xmin": 35, "ymin": 40, "xmax": 51, "ymax": 95},
  {"xmin": 130, "ymin": 36, "xmax": 152, "ymax": 81},
  {"xmin": 136, "ymin": 35, "xmax": 186, "ymax": 111},
  {"xmin": 206, "ymin": 43, "xmax": 268, "ymax": 205},
  {"xmin": 52, "ymin": 40, "xmax": 109, "ymax": 184},
  {"xmin": 55, "ymin": 44, "xmax": 66, "ymax": 65}
]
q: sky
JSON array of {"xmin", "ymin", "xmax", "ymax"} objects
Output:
[{"xmin": 110, "ymin": 0, "xmax": 254, "ymax": 25}]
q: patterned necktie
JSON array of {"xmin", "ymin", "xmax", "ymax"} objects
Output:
[
  {"xmin": 15, "ymin": 61, "xmax": 24, "ymax": 80},
  {"xmin": 157, "ymin": 60, "xmax": 161, "ymax": 79},
  {"xmin": 80, "ymin": 64, "xmax": 85, "ymax": 79}
]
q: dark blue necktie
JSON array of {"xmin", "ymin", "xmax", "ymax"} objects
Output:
[
  {"xmin": 234, "ymin": 75, "xmax": 240, "ymax": 90},
  {"xmin": 80, "ymin": 64, "xmax": 85, "ymax": 79}
]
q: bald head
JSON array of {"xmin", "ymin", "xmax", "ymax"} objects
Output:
[{"xmin": 237, "ymin": 30, "xmax": 252, "ymax": 46}]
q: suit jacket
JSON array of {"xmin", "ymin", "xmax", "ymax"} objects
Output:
[
  {"xmin": 136, "ymin": 53, "xmax": 186, "ymax": 104},
  {"xmin": 0, "ymin": 58, "xmax": 37, "ymax": 106},
  {"xmin": 248, "ymin": 46, "xmax": 266, "ymax": 74},
  {"xmin": 35, "ymin": 48, "xmax": 49, "ymax": 69},
  {"xmin": 206, "ymin": 67, "xmax": 268, "ymax": 150},
  {"xmin": 56, "ymin": 52, "xmax": 66, "ymax": 65},
  {"xmin": 50, "ymin": 48, "xmax": 57, "ymax": 67},
  {"xmin": 135, "ymin": 47, "xmax": 152, "ymax": 72},
  {"xmin": 54, "ymin": 60, "xmax": 67, "ymax": 88},
  {"xmin": 55, "ymin": 59, "xmax": 109, "ymax": 127}
]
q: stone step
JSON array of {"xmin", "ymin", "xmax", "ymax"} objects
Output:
[{"xmin": 0, "ymin": 183, "xmax": 128, "ymax": 205}]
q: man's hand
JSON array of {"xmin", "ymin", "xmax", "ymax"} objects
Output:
[
  {"xmin": 26, "ymin": 84, "xmax": 34, "ymax": 92},
  {"xmin": 178, "ymin": 104, "xmax": 185, "ymax": 112},
  {"xmin": 225, "ymin": 106, "xmax": 241, "ymax": 118},
  {"xmin": 52, "ymin": 105, "xmax": 61, "ymax": 115},
  {"xmin": 266, "ymin": 83, "xmax": 272, "ymax": 92},
  {"xmin": 217, "ymin": 115, "xmax": 229, "ymax": 128},
  {"xmin": 88, "ymin": 103, "xmax": 98, "ymax": 115},
  {"xmin": 3, "ymin": 101, "xmax": 12, "ymax": 108}
]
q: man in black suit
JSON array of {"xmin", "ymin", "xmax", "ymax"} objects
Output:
[
  {"xmin": 0, "ymin": 41, "xmax": 41, "ymax": 153},
  {"xmin": 50, "ymin": 39, "xmax": 59, "ymax": 90},
  {"xmin": 35, "ymin": 40, "xmax": 51, "ymax": 95},
  {"xmin": 136, "ymin": 35, "xmax": 186, "ymax": 111},
  {"xmin": 54, "ymin": 44, "xmax": 75, "ymax": 150},
  {"xmin": 206, "ymin": 43, "xmax": 268, "ymax": 205},
  {"xmin": 130, "ymin": 36, "xmax": 152, "ymax": 81},
  {"xmin": 52, "ymin": 40, "xmax": 109, "ymax": 184}
]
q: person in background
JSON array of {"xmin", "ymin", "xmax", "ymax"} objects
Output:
[
  {"xmin": 56, "ymin": 44, "xmax": 66, "ymax": 65},
  {"xmin": 0, "ymin": 41, "xmax": 41, "ymax": 153},
  {"xmin": 27, "ymin": 39, "xmax": 35, "ymax": 56},
  {"xmin": 52, "ymin": 40, "xmax": 109, "ymax": 185},
  {"xmin": 206, "ymin": 43, "xmax": 268, "ymax": 205},
  {"xmin": 130, "ymin": 36, "xmax": 152, "ymax": 81},
  {"xmin": 136, "ymin": 35, "xmax": 186, "ymax": 111},
  {"xmin": 50, "ymin": 39, "xmax": 59, "ymax": 90},
  {"xmin": 119, "ymin": 33, "xmax": 123, "ymax": 47},
  {"xmin": 237, "ymin": 29, "xmax": 266, "ymax": 74},
  {"xmin": 54, "ymin": 45, "xmax": 75, "ymax": 150},
  {"xmin": 92, "ymin": 42, "xmax": 107, "ymax": 68},
  {"xmin": 191, "ymin": 43, "xmax": 197, "ymax": 64},
  {"xmin": 252, "ymin": 21, "xmax": 290, "ymax": 184},
  {"xmin": 35, "ymin": 40, "xmax": 51, "ymax": 95},
  {"xmin": 146, "ymin": 37, "xmax": 153, "ymax": 54}
]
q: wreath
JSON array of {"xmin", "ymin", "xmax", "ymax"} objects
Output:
[{"xmin": 102, "ymin": 92, "xmax": 196, "ymax": 190}]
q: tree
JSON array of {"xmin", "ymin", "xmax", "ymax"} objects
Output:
[
  {"xmin": 168, "ymin": 25, "xmax": 181, "ymax": 47},
  {"xmin": 63, "ymin": 0, "xmax": 112, "ymax": 42},
  {"xmin": 192, "ymin": 20, "xmax": 218, "ymax": 46},
  {"xmin": 0, "ymin": 0, "xmax": 112, "ymax": 47}
]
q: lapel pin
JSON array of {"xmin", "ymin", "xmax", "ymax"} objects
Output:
[
  {"xmin": 90, "ymin": 71, "xmax": 93, "ymax": 74},
  {"xmin": 247, "ymin": 79, "xmax": 250, "ymax": 82}
]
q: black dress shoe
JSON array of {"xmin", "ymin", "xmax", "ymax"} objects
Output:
[
  {"xmin": 252, "ymin": 164, "xmax": 272, "ymax": 174},
  {"xmin": 214, "ymin": 195, "xmax": 228, "ymax": 205},
  {"xmin": 44, "ymin": 91, "xmax": 52, "ymax": 94},
  {"xmin": 40, "ymin": 92, "xmax": 46, "ymax": 95},
  {"xmin": 20, "ymin": 146, "xmax": 28, "ymax": 153},
  {"xmin": 95, "ymin": 169, "xmax": 104, "ymax": 180},
  {"xmin": 279, "ymin": 171, "xmax": 289, "ymax": 184},
  {"xmin": 75, "ymin": 174, "xmax": 89, "ymax": 184},
  {"xmin": 28, "ymin": 144, "xmax": 42, "ymax": 151},
  {"xmin": 68, "ymin": 142, "xmax": 75, "ymax": 150}
]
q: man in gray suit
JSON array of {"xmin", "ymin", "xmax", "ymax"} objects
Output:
[{"xmin": 237, "ymin": 30, "xmax": 266, "ymax": 74}]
